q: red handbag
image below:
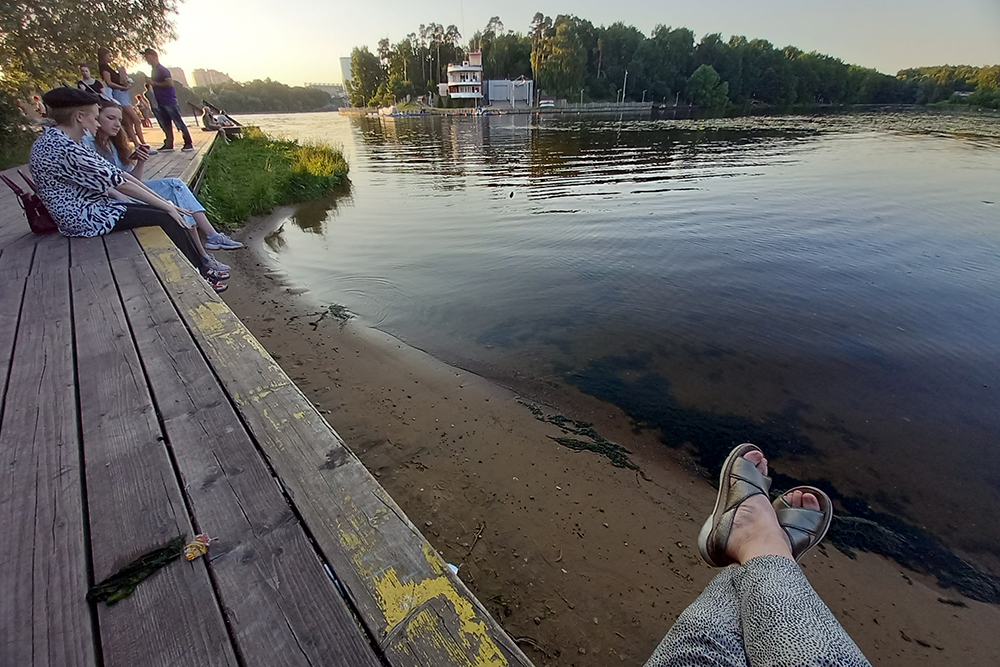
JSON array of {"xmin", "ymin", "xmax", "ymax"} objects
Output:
[{"xmin": 1, "ymin": 170, "xmax": 58, "ymax": 234}]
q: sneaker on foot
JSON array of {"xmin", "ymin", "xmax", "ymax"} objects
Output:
[
  {"xmin": 204, "ymin": 232, "xmax": 243, "ymax": 250},
  {"xmin": 205, "ymin": 253, "xmax": 230, "ymax": 273},
  {"xmin": 181, "ymin": 144, "xmax": 194, "ymax": 152},
  {"xmin": 204, "ymin": 255, "xmax": 230, "ymax": 279},
  {"xmin": 158, "ymin": 144, "xmax": 175, "ymax": 152},
  {"xmin": 204, "ymin": 271, "xmax": 228, "ymax": 293}
]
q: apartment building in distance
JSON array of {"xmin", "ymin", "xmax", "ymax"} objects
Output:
[
  {"xmin": 168, "ymin": 68, "xmax": 189, "ymax": 87},
  {"xmin": 193, "ymin": 68, "xmax": 234, "ymax": 87}
]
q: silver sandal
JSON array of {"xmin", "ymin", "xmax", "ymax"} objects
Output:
[{"xmin": 697, "ymin": 443, "xmax": 772, "ymax": 567}]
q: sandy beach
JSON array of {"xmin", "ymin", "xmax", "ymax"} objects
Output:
[{"xmin": 216, "ymin": 208, "xmax": 1000, "ymax": 666}]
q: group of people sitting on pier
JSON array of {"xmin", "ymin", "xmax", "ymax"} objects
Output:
[{"xmin": 29, "ymin": 48, "xmax": 242, "ymax": 293}]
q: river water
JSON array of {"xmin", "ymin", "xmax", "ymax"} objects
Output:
[{"xmin": 248, "ymin": 110, "xmax": 1000, "ymax": 574}]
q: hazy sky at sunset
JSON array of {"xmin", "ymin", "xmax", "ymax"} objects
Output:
[{"xmin": 145, "ymin": 0, "xmax": 1000, "ymax": 86}]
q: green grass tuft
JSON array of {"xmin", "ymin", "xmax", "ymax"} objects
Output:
[{"xmin": 197, "ymin": 127, "xmax": 349, "ymax": 228}]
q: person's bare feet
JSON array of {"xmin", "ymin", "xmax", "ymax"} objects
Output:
[{"xmin": 724, "ymin": 450, "xmax": 796, "ymax": 565}]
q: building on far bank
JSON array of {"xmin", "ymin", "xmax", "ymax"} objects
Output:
[
  {"xmin": 485, "ymin": 77, "xmax": 534, "ymax": 108},
  {"xmin": 340, "ymin": 57, "xmax": 353, "ymax": 86},
  {"xmin": 446, "ymin": 50, "xmax": 483, "ymax": 102},
  {"xmin": 306, "ymin": 83, "xmax": 348, "ymax": 106},
  {"xmin": 168, "ymin": 68, "xmax": 189, "ymax": 87},
  {"xmin": 193, "ymin": 68, "xmax": 233, "ymax": 87}
]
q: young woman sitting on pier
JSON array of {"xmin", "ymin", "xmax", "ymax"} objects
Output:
[
  {"xmin": 85, "ymin": 98, "xmax": 235, "ymax": 276},
  {"xmin": 29, "ymin": 87, "xmax": 227, "ymax": 292}
]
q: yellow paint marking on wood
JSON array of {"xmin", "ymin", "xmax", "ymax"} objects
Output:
[
  {"xmin": 135, "ymin": 227, "xmax": 184, "ymax": 283},
  {"xmin": 133, "ymin": 226, "xmax": 173, "ymax": 250},
  {"xmin": 372, "ymin": 543, "xmax": 508, "ymax": 666},
  {"xmin": 336, "ymin": 494, "xmax": 507, "ymax": 666},
  {"xmin": 189, "ymin": 301, "xmax": 229, "ymax": 335}
]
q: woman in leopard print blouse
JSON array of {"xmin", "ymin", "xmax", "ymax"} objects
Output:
[{"xmin": 29, "ymin": 87, "xmax": 226, "ymax": 292}]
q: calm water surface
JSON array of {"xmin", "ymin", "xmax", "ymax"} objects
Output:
[{"xmin": 250, "ymin": 110, "xmax": 1000, "ymax": 569}]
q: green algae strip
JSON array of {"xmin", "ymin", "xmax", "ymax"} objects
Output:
[
  {"xmin": 87, "ymin": 536, "xmax": 186, "ymax": 605},
  {"xmin": 519, "ymin": 399, "xmax": 648, "ymax": 477}
]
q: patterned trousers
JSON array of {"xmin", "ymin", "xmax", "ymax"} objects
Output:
[{"xmin": 645, "ymin": 556, "xmax": 871, "ymax": 667}]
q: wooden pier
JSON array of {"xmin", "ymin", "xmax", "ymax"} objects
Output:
[{"xmin": 0, "ymin": 128, "xmax": 532, "ymax": 667}]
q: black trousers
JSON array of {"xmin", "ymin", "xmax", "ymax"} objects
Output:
[{"xmin": 113, "ymin": 204, "xmax": 204, "ymax": 274}]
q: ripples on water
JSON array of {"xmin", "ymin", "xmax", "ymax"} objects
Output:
[{"xmin": 251, "ymin": 110, "xmax": 1000, "ymax": 573}]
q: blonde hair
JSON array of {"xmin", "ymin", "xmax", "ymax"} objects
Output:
[{"xmin": 47, "ymin": 104, "xmax": 97, "ymax": 125}]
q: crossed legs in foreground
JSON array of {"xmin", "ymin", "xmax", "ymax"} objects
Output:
[{"xmin": 644, "ymin": 446, "xmax": 872, "ymax": 667}]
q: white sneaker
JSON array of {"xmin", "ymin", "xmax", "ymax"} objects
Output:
[
  {"xmin": 204, "ymin": 232, "xmax": 244, "ymax": 250},
  {"xmin": 204, "ymin": 254, "xmax": 230, "ymax": 276}
]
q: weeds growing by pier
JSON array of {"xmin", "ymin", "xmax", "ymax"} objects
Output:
[{"xmin": 198, "ymin": 127, "xmax": 348, "ymax": 227}]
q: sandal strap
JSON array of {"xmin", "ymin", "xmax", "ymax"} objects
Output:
[
  {"xmin": 776, "ymin": 506, "xmax": 823, "ymax": 536},
  {"xmin": 773, "ymin": 492, "xmax": 831, "ymax": 560},
  {"xmin": 724, "ymin": 456, "xmax": 772, "ymax": 511}
]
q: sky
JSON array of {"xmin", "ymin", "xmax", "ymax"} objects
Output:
[{"xmin": 147, "ymin": 0, "xmax": 1000, "ymax": 86}]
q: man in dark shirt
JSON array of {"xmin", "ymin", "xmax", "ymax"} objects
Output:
[{"xmin": 143, "ymin": 48, "xmax": 193, "ymax": 152}]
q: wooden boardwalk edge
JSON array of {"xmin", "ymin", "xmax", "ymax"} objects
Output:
[
  {"xmin": 134, "ymin": 225, "xmax": 534, "ymax": 667},
  {"xmin": 104, "ymin": 230, "xmax": 382, "ymax": 667}
]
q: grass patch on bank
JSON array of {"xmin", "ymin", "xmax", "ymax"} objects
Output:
[
  {"xmin": 0, "ymin": 131, "xmax": 35, "ymax": 169},
  {"xmin": 198, "ymin": 127, "xmax": 348, "ymax": 228}
]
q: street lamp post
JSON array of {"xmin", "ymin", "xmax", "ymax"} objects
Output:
[{"xmin": 641, "ymin": 89, "xmax": 647, "ymax": 103}]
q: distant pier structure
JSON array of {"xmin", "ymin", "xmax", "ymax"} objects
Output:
[{"xmin": 306, "ymin": 82, "xmax": 348, "ymax": 106}]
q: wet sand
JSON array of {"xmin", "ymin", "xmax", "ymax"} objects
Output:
[{"xmin": 216, "ymin": 208, "xmax": 1000, "ymax": 666}]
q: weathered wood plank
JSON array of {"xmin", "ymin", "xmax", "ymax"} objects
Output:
[
  {"xmin": 103, "ymin": 230, "xmax": 382, "ymax": 667},
  {"xmin": 0, "ymin": 234, "xmax": 96, "ymax": 667},
  {"xmin": 69, "ymin": 235, "xmax": 238, "ymax": 667},
  {"xmin": 0, "ymin": 234, "xmax": 37, "ymax": 409},
  {"xmin": 136, "ymin": 226, "xmax": 533, "ymax": 667}
]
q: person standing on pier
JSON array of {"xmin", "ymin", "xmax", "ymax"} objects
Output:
[
  {"xmin": 143, "ymin": 48, "xmax": 194, "ymax": 152},
  {"xmin": 97, "ymin": 47, "xmax": 147, "ymax": 149}
]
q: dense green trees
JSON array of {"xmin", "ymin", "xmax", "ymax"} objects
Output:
[
  {"xmin": 346, "ymin": 14, "xmax": 999, "ymax": 111},
  {"xmin": 685, "ymin": 65, "xmax": 729, "ymax": 110},
  {"xmin": 192, "ymin": 79, "xmax": 331, "ymax": 113},
  {"xmin": 897, "ymin": 65, "xmax": 1000, "ymax": 107},
  {"xmin": 0, "ymin": 0, "xmax": 177, "ymax": 96},
  {"xmin": 348, "ymin": 24, "xmax": 465, "ymax": 107}
]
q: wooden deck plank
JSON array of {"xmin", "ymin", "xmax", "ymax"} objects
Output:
[
  {"xmin": 103, "ymin": 231, "xmax": 382, "ymax": 667},
  {"xmin": 0, "ymin": 234, "xmax": 96, "ymax": 667},
  {"xmin": 69, "ymin": 236, "xmax": 238, "ymax": 667},
  {"xmin": 0, "ymin": 235, "xmax": 37, "ymax": 409},
  {"xmin": 136, "ymin": 226, "xmax": 533, "ymax": 667}
]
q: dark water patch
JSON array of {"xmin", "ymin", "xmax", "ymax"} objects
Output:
[
  {"xmin": 567, "ymin": 353, "xmax": 814, "ymax": 473},
  {"xmin": 568, "ymin": 353, "xmax": 1000, "ymax": 604}
]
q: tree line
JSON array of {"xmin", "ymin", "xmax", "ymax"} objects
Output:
[
  {"xmin": 347, "ymin": 13, "xmax": 1000, "ymax": 111},
  {"xmin": 191, "ymin": 79, "xmax": 333, "ymax": 113}
]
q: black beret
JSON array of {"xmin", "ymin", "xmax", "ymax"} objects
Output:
[{"xmin": 42, "ymin": 86, "xmax": 101, "ymax": 108}]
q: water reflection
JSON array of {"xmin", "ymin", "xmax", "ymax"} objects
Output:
[{"xmin": 290, "ymin": 181, "xmax": 354, "ymax": 234}]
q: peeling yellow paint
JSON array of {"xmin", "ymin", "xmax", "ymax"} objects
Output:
[
  {"xmin": 189, "ymin": 301, "xmax": 229, "ymax": 335},
  {"xmin": 337, "ymin": 496, "xmax": 508, "ymax": 667},
  {"xmin": 134, "ymin": 226, "xmax": 173, "ymax": 250},
  {"xmin": 372, "ymin": 544, "xmax": 507, "ymax": 666},
  {"xmin": 293, "ymin": 411, "xmax": 305, "ymax": 419}
]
